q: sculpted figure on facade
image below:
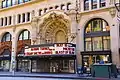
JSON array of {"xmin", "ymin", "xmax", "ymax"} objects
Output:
[{"xmin": 109, "ymin": 7, "xmax": 116, "ymax": 18}]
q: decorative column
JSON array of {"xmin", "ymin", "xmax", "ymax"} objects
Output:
[
  {"xmin": 109, "ymin": 7, "xmax": 120, "ymax": 67},
  {"xmin": 113, "ymin": 0, "xmax": 120, "ymax": 68},
  {"xmin": 25, "ymin": 13, "xmax": 27, "ymax": 22},
  {"xmin": 97, "ymin": 0, "xmax": 100, "ymax": 8},
  {"xmin": 31, "ymin": 10, "xmax": 39, "ymax": 45},
  {"xmin": 0, "ymin": 1, "xmax": 2, "ymax": 9},
  {"xmin": 68, "ymin": 9, "xmax": 82, "ymax": 73},
  {"xmin": 89, "ymin": 0, "xmax": 92, "ymax": 10},
  {"xmin": 68, "ymin": 10, "xmax": 77, "ymax": 43},
  {"xmin": 80, "ymin": 0, "xmax": 84, "ymax": 12},
  {"xmin": 10, "ymin": 32, "xmax": 17, "ymax": 74},
  {"xmin": 21, "ymin": 14, "xmax": 23, "ymax": 23}
]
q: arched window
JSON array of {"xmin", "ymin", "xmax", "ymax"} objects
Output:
[
  {"xmin": 55, "ymin": 5, "xmax": 59, "ymax": 9},
  {"xmin": 2, "ymin": 32, "xmax": 12, "ymax": 42},
  {"xmin": 18, "ymin": 30, "xmax": 30, "ymax": 40},
  {"xmin": 49, "ymin": 7, "xmax": 53, "ymax": 10},
  {"xmin": 84, "ymin": 0, "xmax": 89, "ymax": 10},
  {"xmin": 39, "ymin": 9, "xmax": 42, "ymax": 16},
  {"xmin": 67, "ymin": 3, "xmax": 71, "ymax": 10},
  {"xmin": 61, "ymin": 4, "xmax": 65, "ymax": 10},
  {"xmin": 44, "ymin": 8, "xmax": 48, "ymax": 13},
  {"xmin": 18, "ymin": 0, "xmax": 23, "ymax": 4},
  {"xmin": 2, "ymin": 0, "xmax": 6, "ymax": 8},
  {"xmin": 12, "ymin": 0, "xmax": 16, "ymax": 5},
  {"xmin": 7, "ymin": 0, "xmax": 12, "ymax": 7},
  {"xmin": 92, "ymin": 0, "xmax": 97, "ymax": 9},
  {"xmin": 100, "ymin": 0, "xmax": 106, "ymax": 7},
  {"xmin": 84, "ymin": 18, "xmax": 110, "ymax": 51}
]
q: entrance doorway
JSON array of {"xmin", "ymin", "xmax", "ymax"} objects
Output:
[
  {"xmin": 17, "ymin": 59, "xmax": 30, "ymax": 72},
  {"xmin": 0, "ymin": 60, "xmax": 10, "ymax": 71},
  {"xmin": 49, "ymin": 60, "xmax": 75, "ymax": 73},
  {"xmin": 31, "ymin": 58, "xmax": 75, "ymax": 73}
]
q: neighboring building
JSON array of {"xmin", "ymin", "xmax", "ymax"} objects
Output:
[{"xmin": 0, "ymin": 0, "xmax": 119, "ymax": 73}]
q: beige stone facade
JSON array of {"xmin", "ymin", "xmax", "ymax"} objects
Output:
[{"xmin": 0, "ymin": 0, "xmax": 119, "ymax": 72}]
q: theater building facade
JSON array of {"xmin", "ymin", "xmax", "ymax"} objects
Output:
[{"xmin": 0, "ymin": 0, "xmax": 119, "ymax": 73}]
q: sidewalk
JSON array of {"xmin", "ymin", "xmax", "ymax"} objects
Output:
[
  {"xmin": 0, "ymin": 72, "xmax": 91, "ymax": 79},
  {"xmin": 0, "ymin": 72, "xmax": 119, "ymax": 80}
]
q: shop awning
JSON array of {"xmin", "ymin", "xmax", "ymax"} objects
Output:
[{"xmin": 23, "ymin": 54, "xmax": 76, "ymax": 59}]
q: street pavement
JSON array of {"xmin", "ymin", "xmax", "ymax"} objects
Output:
[
  {"xmin": 0, "ymin": 77, "xmax": 80, "ymax": 80},
  {"xmin": 0, "ymin": 72, "xmax": 120, "ymax": 80},
  {"xmin": 0, "ymin": 77, "xmax": 120, "ymax": 80}
]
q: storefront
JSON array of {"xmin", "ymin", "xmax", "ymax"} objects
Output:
[
  {"xmin": 0, "ymin": 49, "xmax": 11, "ymax": 71},
  {"xmin": 24, "ymin": 43, "xmax": 76, "ymax": 73},
  {"xmin": 17, "ymin": 47, "xmax": 30, "ymax": 72},
  {"xmin": 81, "ymin": 51, "xmax": 112, "ymax": 71},
  {"xmin": 82, "ymin": 18, "xmax": 111, "ymax": 72}
]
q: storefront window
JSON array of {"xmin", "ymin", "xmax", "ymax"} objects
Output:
[
  {"xmin": 18, "ymin": 30, "xmax": 30, "ymax": 40},
  {"xmin": 24, "ymin": 0, "xmax": 29, "ymax": 2},
  {"xmin": 85, "ymin": 38, "xmax": 92, "ymax": 51},
  {"xmin": 17, "ymin": 59, "xmax": 29, "ymax": 72},
  {"xmin": 2, "ymin": 32, "xmax": 12, "ymax": 42},
  {"xmin": 18, "ymin": 0, "xmax": 23, "ymax": 4},
  {"xmin": 92, "ymin": 20, "xmax": 102, "ymax": 32},
  {"xmin": 83, "ymin": 55, "xmax": 111, "ymax": 71},
  {"xmin": 12, "ymin": 0, "xmax": 16, "ymax": 5},
  {"xmin": 2, "ymin": 0, "xmax": 6, "ymax": 8},
  {"xmin": 84, "ymin": 0, "xmax": 89, "ymax": 10},
  {"xmin": 100, "ymin": 0, "xmax": 106, "ymax": 7},
  {"xmin": 103, "ymin": 36, "xmax": 110, "ymax": 50},
  {"xmin": 7, "ymin": 0, "xmax": 12, "ymax": 7},
  {"xmin": 102, "ymin": 20, "xmax": 110, "ymax": 31},
  {"xmin": 23, "ymin": 30, "xmax": 28, "ymax": 39},
  {"xmin": 92, "ymin": 0, "xmax": 97, "ymax": 9},
  {"xmin": 85, "ymin": 23, "xmax": 91, "ymax": 33},
  {"xmin": 93, "ymin": 37, "xmax": 102, "ymax": 51},
  {"xmin": 32, "ymin": 60, "xmax": 37, "ymax": 72},
  {"xmin": 84, "ymin": 18, "xmax": 110, "ymax": 51}
]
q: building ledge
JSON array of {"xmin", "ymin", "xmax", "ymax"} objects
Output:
[{"xmin": 81, "ymin": 50, "xmax": 111, "ymax": 55}]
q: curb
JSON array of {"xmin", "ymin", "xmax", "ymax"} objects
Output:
[{"xmin": 0, "ymin": 75, "xmax": 92, "ymax": 79}]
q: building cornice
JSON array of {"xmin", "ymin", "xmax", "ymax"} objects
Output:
[
  {"xmin": 80, "ymin": 6, "xmax": 115, "ymax": 15},
  {"xmin": 0, "ymin": 22, "xmax": 31, "ymax": 30},
  {"xmin": 0, "ymin": 0, "xmax": 46, "ymax": 12}
]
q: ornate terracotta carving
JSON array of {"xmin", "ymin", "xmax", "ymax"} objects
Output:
[
  {"xmin": 38, "ymin": 12, "xmax": 70, "ymax": 43},
  {"xmin": 0, "ymin": 41, "xmax": 12, "ymax": 55},
  {"xmin": 109, "ymin": 7, "xmax": 116, "ymax": 18},
  {"xmin": 17, "ymin": 40, "xmax": 31, "ymax": 55}
]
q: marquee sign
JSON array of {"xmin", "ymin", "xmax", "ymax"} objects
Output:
[{"xmin": 25, "ymin": 43, "xmax": 75, "ymax": 56}]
